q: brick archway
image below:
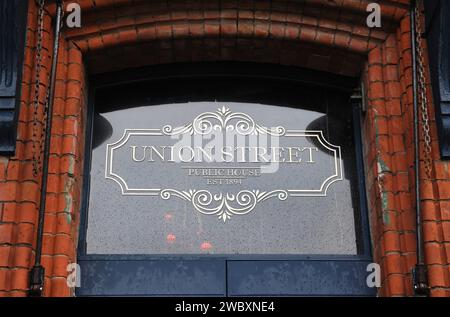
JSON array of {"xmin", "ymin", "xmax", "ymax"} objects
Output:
[
  {"xmin": 1, "ymin": 0, "xmax": 449, "ymax": 297},
  {"xmin": 66, "ymin": 0, "xmax": 399, "ymax": 75}
]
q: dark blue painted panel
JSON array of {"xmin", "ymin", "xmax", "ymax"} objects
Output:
[
  {"xmin": 0, "ymin": 0, "xmax": 28, "ymax": 155},
  {"xmin": 425, "ymin": 0, "xmax": 450, "ymax": 159},
  {"xmin": 76, "ymin": 260, "xmax": 226, "ymax": 296},
  {"xmin": 227, "ymin": 260, "xmax": 375, "ymax": 296}
]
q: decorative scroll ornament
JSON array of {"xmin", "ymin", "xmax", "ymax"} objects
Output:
[
  {"xmin": 162, "ymin": 106, "xmax": 286, "ymax": 136},
  {"xmin": 160, "ymin": 189, "xmax": 288, "ymax": 222}
]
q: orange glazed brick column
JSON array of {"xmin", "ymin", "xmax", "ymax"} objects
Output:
[
  {"xmin": 0, "ymin": 0, "xmax": 87, "ymax": 297},
  {"xmin": 0, "ymin": 0, "xmax": 449, "ymax": 297},
  {"xmin": 363, "ymin": 11, "xmax": 450, "ymax": 297}
]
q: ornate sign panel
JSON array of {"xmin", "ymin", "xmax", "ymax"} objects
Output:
[
  {"xmin": 105, "ymin": 106, "xmax": 342, "ymax": 222},
  {"xmin": 87, "ymin": 102, "xmax": 358, "ymax": 255}
]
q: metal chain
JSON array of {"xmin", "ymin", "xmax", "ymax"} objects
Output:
[
  {"xmin": 32, "ymin": 0, "xmax": 51, "ymax": 176},
  {"xmin": 414, "ymin": 0, "xmax": 433, "ymax": 179}
]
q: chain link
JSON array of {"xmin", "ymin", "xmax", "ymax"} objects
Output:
[
  {"xmin": 414, "ymin": 0, "xmax": 433, "ymax": 179},
  {"xmin": 32, "ymin": 0, "xmax": 51, "ymax": 177}
]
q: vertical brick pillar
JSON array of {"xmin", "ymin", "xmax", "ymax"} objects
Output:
[
  {"xmin": 0, "ymin": 0, "xmax": 86, "ymax": 297},
  {"xmin": 364, "ymin": 13, "xmax": 450, "ymax": 297}
]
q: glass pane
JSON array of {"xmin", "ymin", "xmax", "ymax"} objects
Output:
[{"xmin": 86, "ymin": 99, "xmax": 361, "ymax": 255}]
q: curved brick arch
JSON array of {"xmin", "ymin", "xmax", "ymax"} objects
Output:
[
  {"xmin": 60, "ymin": 0, "xmax": 406, "ymax": 75},
  {"xmin": 1, "ymin": 0, "xmax": 449, "ymax": 297},
  {"xmin": 85, "ymin": 38, "xmax": 367, "ymax": 76}
]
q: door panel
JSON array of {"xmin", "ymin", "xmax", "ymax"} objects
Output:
[
  {"xmin": 227, "ymin": 260, "xmax": 375, "ymax": 296},
  {"xmin": 76, "ymin": 259, "xmax": 226, "ymax": 296}
]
